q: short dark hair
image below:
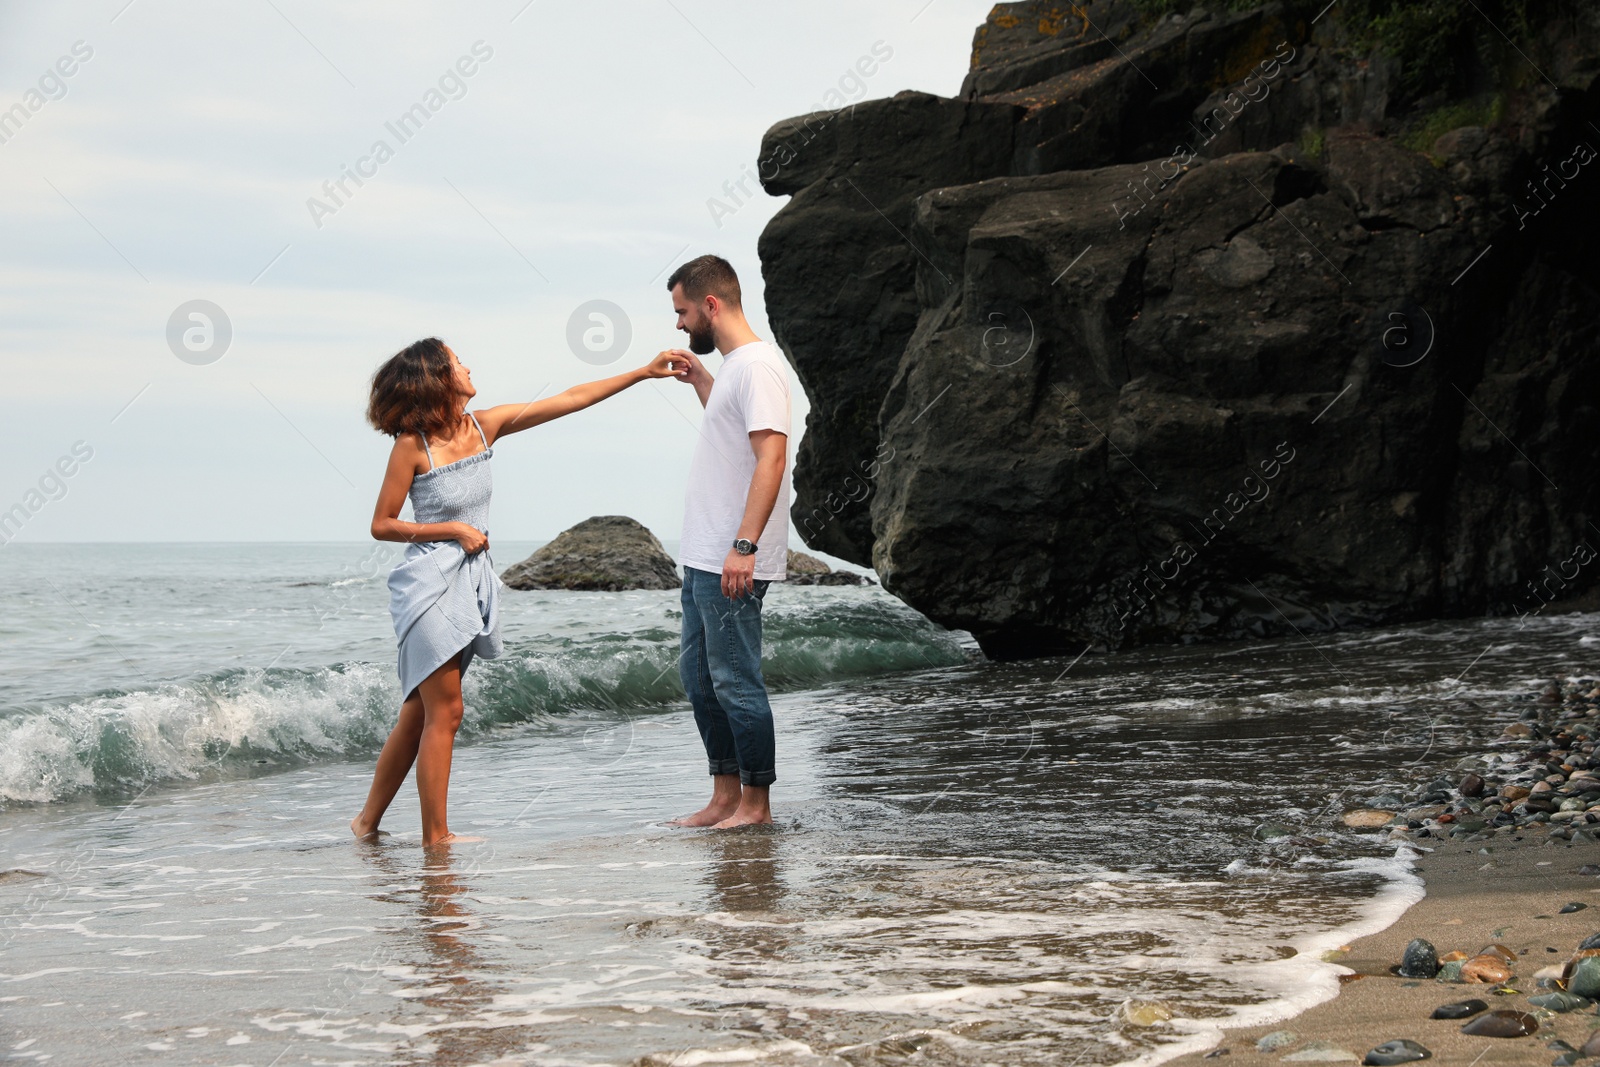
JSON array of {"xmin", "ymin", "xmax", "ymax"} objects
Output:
[
  {"xmin": 667, "ymin": 254, "xmax": 742, "ymax": 309},
  {"xmin": 366, "ymin": 337, "xmax": 463, "ymax": 439}
]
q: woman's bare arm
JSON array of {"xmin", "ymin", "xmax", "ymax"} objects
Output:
[
  {"xmin": 474, "ymin": 350, "xmax": 686, "ymax": 444},
  {"xmin": 369, "ymin": 434, "xmax": 486, "ymax": 552}
]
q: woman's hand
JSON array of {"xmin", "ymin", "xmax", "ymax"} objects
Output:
[
  {"xmin": 452, "ymin": 523, "xmax": 489, "ymax": 554},
  {"xmin": 645, "ymin": 350, "xmax": 692, "ymax": 379}
]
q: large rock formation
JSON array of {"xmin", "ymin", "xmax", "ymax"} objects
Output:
[
  {"xmin": 501, "ymin": 516, "xmax": 680, "ymax": 591},
  {"xmin": 760, "ymin": 0, "xmax": 1600, "ymax": 659}
]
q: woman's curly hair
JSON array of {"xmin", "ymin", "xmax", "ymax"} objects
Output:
[{"xmin": 366, "ymin": 337, "xmax": 464, "ymax": 439}]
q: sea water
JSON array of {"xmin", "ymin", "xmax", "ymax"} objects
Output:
[{"xmin": 0, "ymin": 543, "xmax": 1594, "ymax": 1065}]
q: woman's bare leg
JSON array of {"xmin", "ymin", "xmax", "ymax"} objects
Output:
[
  {"xmin": 351, "ymin": 690, "xmax": 426, "ymax": 838},
  {"xmin": 415, "ymin": 656, "xmax": 468, "ymax": 846}
]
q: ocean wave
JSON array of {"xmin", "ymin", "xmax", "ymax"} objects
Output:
[{"xmin": 0, "ymin": 600, "xmax": 967, "ymax": 805}]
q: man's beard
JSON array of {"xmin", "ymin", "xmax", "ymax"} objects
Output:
[{"xmin": 687, "ymin": 322, "xmax": 715, "ymax": 355}]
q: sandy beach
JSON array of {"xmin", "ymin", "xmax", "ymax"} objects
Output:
[{"xmin": 1172, "ymin": 832, "xmax": 1600, "ymax": 1066}]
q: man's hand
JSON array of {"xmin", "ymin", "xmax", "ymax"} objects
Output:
[
  {"xmin": 645, "ymin": 350, "xmax": 691, "ymax": 379},
  {"xmin": 666, "ymin": 348, "xmax": 715, "ymax": 407},
  {"xmin": 665, "ymin": 348, "xmax": 711, "ymax": 386},
  {"xmin": 722, "ymin": 547, "xmax": 756, "ymax": 599}
]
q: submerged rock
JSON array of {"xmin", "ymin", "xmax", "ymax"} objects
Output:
[
  {"xmin": 1399, "ymin": 939, "xmax": 1440, "ymax": 979},
  {"xmin": 1342, "ymin": 809, "xmax": 1396, "ymax": 828},
  {"xmin": 501, "ymin": 516, "xmax": 680, "ymax": 592},
  {"xmin": 1120, "ymin": 999, "xmax": 1173, "ymax": 1026},
  {"xmin": 1431, "ymin": 999, "xmax": 1488, "ymax": 1020},
  {"xmin": 1362, "ymin": 1039, "xmax": 1431, "ymax": 1066},
  {"xmin": 1460, "ymin": 1010, "xmax": 1538, "ymax": 1038}
]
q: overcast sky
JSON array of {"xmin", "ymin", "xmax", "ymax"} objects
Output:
[{"xmin": 0, "ymin": 0, "xmax": 994, "ymax": 545}]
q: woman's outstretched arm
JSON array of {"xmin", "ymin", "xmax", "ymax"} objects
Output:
[
  {"xmin": 474, "ymin": 350, "xmax": 687, "ymax": 444},
  {"xmin": 370, "ymin": 433, "xmax": 487, "ymax": 552}
]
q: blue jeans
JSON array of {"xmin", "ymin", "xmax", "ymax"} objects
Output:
[{"xmin": 678, "ymin": 566, "xmax": 776, "ymax": 787}]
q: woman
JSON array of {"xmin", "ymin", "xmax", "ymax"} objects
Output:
[{"xmin": 351, "ymin": 337, "xmax": 685, "ymax": 846}]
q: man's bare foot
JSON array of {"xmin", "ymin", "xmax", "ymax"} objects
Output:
[
  {"xmin": 350, "ymin": 816, "xmax": 388, "ymax": 840},
  {"xmin": 423, "ymin": 832, "xmax": 485, "ymax": 847},
  {"xmin": 670, "ymin": 776, "xmax": 744, "ymax": 826},
  {"xmin": 668, "ymin": 802, "xmax": 740, "ymax": 827},
  {"xmin": 712, "ymin": 809, "xmax": 774, "ymax": 829}
]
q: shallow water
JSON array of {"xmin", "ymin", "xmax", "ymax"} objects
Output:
[{"xmin": 1, "ymin": 544, "xmax": 1597, "ymax": 1065}]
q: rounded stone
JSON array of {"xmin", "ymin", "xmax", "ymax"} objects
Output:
[
  {"xmin": 1362, "ymin": 1039, "xmax": 1431, "ymax": 1066},
  {"xmin": 1430, "ymin": 999, "xmax": 1488, "ymax": 1020},
  {"xmin": 1527, "ymin": 991, "xmax": 1590, "ymax": 1013},
  {"xmin": 1398, "ymin": 938, "xmax": 1440, "ymax": 978},
  {"xmin": 1461, "ymin": 955, "xmax": 1512, "ymax": 984},
  {"xmin": 1257, "ymin": 1030, "xmax": 1298, "ymax": 1052},
  {"xmin": 1460, "ymin": 1010, "xmax": 1538, "ymax": 1038},
  {"xmin": 1568, "ymin": 955, "xmax": 1600, "ymax": 998},
  {"xmin": 1343, "ymin": 809, "xmax": 1398, "ymax": 828}
]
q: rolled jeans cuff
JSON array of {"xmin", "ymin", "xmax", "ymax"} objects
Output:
[
  {"xmin": 708, "ymin": 758, "xmax": 741, "ymax": 777},
  {"xmin": 740, "ymin": 769, "xmax": 777, "ymax": 788}
]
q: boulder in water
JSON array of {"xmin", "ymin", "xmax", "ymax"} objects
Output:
[
  {"xmin": 785, "ymin": 549, "xmax": 872, "ymax": 586},
  {"xmin": 501, "ymin": 516, "xmax": 680, "ymax": 591}
]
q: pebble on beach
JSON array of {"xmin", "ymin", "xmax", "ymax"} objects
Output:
[
  {"xmin": 1282, "ymin": 1040, "xmax": 1359, "ymax": 1062},
  {"xmin": 1527, "ymin": 991, "xmax": 1591, "ymax": 1013},
  {"xmin": 1257, "ymin": 1031, "xmax": 1299, "ymax": 1052},
  {"xmin": 1431, "ymin": 999, "xmax": 1488, "ymax": 1020},
  {"xmin": 1398, "ymin": 939, "xmax": 1440, "ymax": 979},
  {"xmin": 1566, "ymin": 956, "xmax": 1600, "ymax": 998},
  {"xmin": 1461, "ymin": 954, "xmax": 1513, "ymax": 984},
  {"xmin": 1559, "ymin": 903, "xmax": 1587, "ymax": 913},
  {"xmin": 1362, "ymin": 1039, "xmax": 1432, "ymax": 1066},
  {"xmin": 1460, "ymin": 1010, "xmax": 1539, "ymax": 1038}
]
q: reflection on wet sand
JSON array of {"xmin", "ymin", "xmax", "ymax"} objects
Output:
[{"xmin": 362, "ymin": 840, "xmax": 522, "ymax": 1065}]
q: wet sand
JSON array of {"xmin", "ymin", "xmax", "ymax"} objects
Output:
[{"xmin": 1171, "ymin": 830, "xmax": 1600, "ymax": 1066}]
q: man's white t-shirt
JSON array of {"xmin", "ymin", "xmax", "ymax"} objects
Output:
[{"xmin": 680, "ymin": 340, "xmax": 791, "ymax": 580}]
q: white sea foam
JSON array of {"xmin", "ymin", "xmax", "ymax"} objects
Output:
[{"xmin": 1132, "ymin": 845, "xmax": 1425, "ymax": 1066}]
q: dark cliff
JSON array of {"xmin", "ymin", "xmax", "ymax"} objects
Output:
[{"xmin": 758, "ymin": 0, "xmax": 1600, "ymax": 659}]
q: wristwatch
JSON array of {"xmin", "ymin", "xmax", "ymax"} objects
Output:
[{"xmin": 732, "ymin": 538, "xmax": 758, "ymax": 556}]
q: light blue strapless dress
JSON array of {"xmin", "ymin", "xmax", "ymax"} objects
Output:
[{"xmin": 386, "ymin": 413, "xmax": 503, "ymax": 699}]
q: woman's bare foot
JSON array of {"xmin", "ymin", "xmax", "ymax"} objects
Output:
[
  {"xmin": 350, "ymin": 816, "xmax": 388, "ymax": 840},
  {"xmin": 424, "ymin": 831, "xmax": 485, "ymax": 847}
]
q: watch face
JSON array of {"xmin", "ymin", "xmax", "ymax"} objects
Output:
[{"xmin": 734, "ymin": 539, "xmax": 757, "ymax": 555}]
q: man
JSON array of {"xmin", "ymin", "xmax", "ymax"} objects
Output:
[{"xmin": 662, "ymin": 254, "xmax": 790, "ymax": 828}]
